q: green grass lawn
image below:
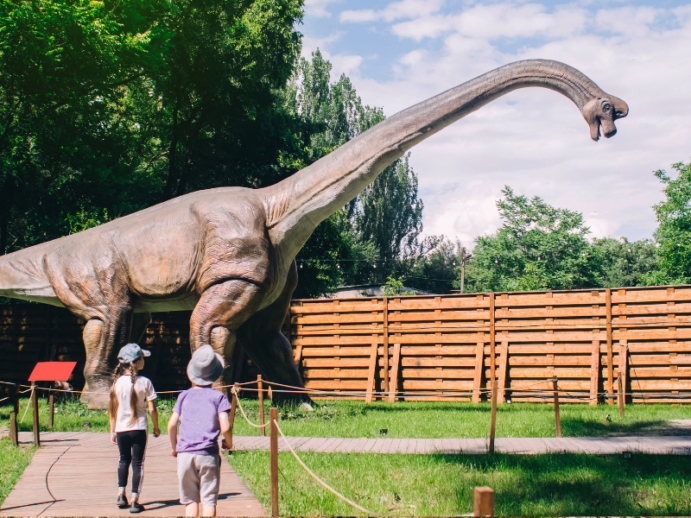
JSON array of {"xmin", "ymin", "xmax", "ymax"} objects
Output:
[
  {"xmin": 1, "ymin": 396, "xmax": 689, "ymax": 438},
  {"xmin": 0, "ymin": 438, "xmax": 35, "ymax": 506},
  {"xmin": 227, "ymin": 450, "xmax": 691, "ymax": 516}
]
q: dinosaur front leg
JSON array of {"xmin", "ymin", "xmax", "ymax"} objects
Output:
[
  {"xmin": 81, "ymin": 309, "xmax": 133, "ymax": 409},
  {"xmin": 189, "ymin": 279, "xmax": 264, "ymax": 387}
]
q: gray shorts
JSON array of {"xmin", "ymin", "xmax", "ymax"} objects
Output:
[{"xmin": 177, "ymin": 452, "xmax": 221, "ymax": 506}]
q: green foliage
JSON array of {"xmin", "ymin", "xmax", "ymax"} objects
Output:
[
  {"xmin": 459, "ymin": 187, "xmax": 658, "ymax": 293},
  {"xmin": 641, "ymin": 161, "xmax": 691, "ymax": 285},
  {"xmin": 591, "ymin": 237, "xmax": 658, "ymax": 288},
  {"xmin": 383, "ymin": 276, "xmax": 406, "ymax": 296},
  {"xmin": 462, "ymin": 187, "xmax": 598, "ymax": 292},
  {"xmin": 0, "ymin": 0, "xmax": 304, "ymax": 257}
]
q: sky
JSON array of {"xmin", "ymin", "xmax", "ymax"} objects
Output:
[{"xmin": 298, "ymin": 0, "xmax": 691, "ymax": 250}]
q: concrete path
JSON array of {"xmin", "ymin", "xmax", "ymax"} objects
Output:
[
  {"xmin": 0, "ymin": 432, "xmax": 265, "ymax": 517},
  {"xmin": 232, "ymin": 434, "xmax": 691, "ymax": 455}
]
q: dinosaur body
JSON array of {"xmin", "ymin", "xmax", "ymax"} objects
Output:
[{"xmin": 0, "ymin": 60, "xmax": 628, "ymax": 407}]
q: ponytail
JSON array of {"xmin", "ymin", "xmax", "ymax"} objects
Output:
[
  {"xmin": 128, "ymin": 362, "xmax": 139, "ymax": 426},
  {"xmin": 108, "ymin": 361, "xmax": 140, "ymax": 427}
]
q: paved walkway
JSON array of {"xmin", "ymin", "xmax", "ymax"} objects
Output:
[
  {"xmin": 0, "ymin": 432, "xmax": 265, "ymax": 517},
  {"xmin": 233, "ymin": 434, "xmax": 691, "ymax": 455}
]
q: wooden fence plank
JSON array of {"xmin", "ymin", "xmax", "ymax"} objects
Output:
[
  {"xmin": 388, "ymin": 342, "xmax": 401, "ymax": 402},
  {"xmin": 365, "ymin": 340, "xmax": 378, "ymax": 403},
  {"xmin": 472, "ymin": 342, "xmax": 484, "ymax": 403},
  {"xmin": 590, "ymin": 340, "xmax": 600, "ymax": 406},
  {"xmin": 606, "ymin": 288, "xmax": 614, "ymax": 404}
]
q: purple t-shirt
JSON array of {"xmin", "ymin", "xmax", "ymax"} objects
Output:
[{"xmin": 173, "ymin": 387, "xmax": 231, "ymax": 455}]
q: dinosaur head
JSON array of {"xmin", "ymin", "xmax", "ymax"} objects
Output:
[{"xmin": 582, "ymin": 94, "xmax": 628, "ymax": 141}]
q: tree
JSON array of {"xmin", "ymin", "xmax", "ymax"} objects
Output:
[
  {"xmin": 462, "ymin": 187, "xmax": 600, "ymax": 292},
  {"xmin": 0, "ymin": 0, "xmax": 305, "ymax": 257},
  {"xmin": 641, "ymin": 161, "xmax": 691, "ymax": 285},
  {"xmin": 591, "ymin": 237, "xmax": 658, "ymax": 288}
]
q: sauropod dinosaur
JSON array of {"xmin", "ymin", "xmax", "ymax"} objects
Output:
[{"xmin": 0, "ymin": 60, "xmax": 628, "ymax": 408}]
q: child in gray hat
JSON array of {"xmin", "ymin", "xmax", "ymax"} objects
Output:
[{"xmin": 168, "ymin": 345, "xmax": 232, "ymax": 517}]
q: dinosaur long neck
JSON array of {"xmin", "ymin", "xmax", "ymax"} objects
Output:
[{"xmin": 262, "ymin": 59, "xmax": 603, "ymax": 267}]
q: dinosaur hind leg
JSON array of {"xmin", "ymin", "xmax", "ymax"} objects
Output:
[{"xmin": 236, "ymin": 262, "xmax": 310, "ymax": 404}]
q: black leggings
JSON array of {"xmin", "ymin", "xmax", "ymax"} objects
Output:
[{"xmin": 117, "ymin": 430, "xmax": 148, "ymax": 494}]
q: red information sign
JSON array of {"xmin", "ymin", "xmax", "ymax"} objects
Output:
[{"xmin": 28, "ymin": 362, "xmax": 77, "ymax": 382}]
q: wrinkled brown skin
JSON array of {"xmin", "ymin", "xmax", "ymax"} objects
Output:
[{"xmin": 0, "ymin": 60, "xmax": 628, "ymax": 408}]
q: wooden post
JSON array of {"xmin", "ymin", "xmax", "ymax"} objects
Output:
[
  {"xmin": 48, "ymin": 390, "xmax": 54, "ymax": 429},
  {"xmin": 489, "ymin": 381, "xmax": 498, "ymax": 454},
  {"xmin": 228, "ymin": 384, "xmax": 238, "ymax": 450},
  {"xmin": 10, "ymin": 383, "xmax": 18, "ymax": 447},
  {"xmin": 473, "ymin": 486, "xmax": 494, "ymax": 517},
  {"xmin": 617, "ymin": 377, "xmax": 624, "ymax": 418},
  {"xmin": 269, "ymin": 407, "xmax": 279, "ymax": 518},
  {"xmin": 383, "ymin": 297, "xmax": 389, "ymax": 393},
  {"xmin": 552, "ymin": 379, "xmax": 561, "ymax": 438},
  {"xmin": 489, "ymin": 294, "xmax": 496, "ymax": 384},
  {"xmin": 258, "ymin": 375, "xmax": 265, "ymax": 437},
  {"xmin": 268, "ymin": 386, "xmax": 273, "ymax": 400},
  {"xmin": 606, "ymin": 288, "xmax": 614, "ymax": 405},
  {"xmin": 10, "ymin": 410, "xmax": 18, "ymax": 447},
  {"xmin": 31, "ymin": 382, "xmax": 40, "ymax": 447},
  {"xmin": 589, "ymin": 340, "xmax": 600, "ymax": 406}
]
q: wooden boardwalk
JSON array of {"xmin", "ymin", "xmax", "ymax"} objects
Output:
[
  {"xmin": 0, "ymin": 432, "xmax": 265, "ymax": 517},
  {"xmin": 232, "ymin": 434, "xmax": 691, "ymax": 455}
]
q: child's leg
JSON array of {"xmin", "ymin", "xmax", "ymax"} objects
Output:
[
  {"xmin": 198, "ymin": 454, "xmax": 221, "ymax": 517},
  {"xmin": 178, "ymin": 453, "xmax": 201, "ymax": 515},
  {"xmin": 130, "ymin": 430, "xmax": 148, "ymax": 502},
  {"xmin": 116, "ymin": 432, "xmax": 133, "ymax": 492}
]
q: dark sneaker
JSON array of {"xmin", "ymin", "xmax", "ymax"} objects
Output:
[
  {"xmin": 130, "ymin": 502, "xmax": 145, "ymax": 514},
  {"xmin": 117, "ymin": 494, "xmax": 128, "ymax": 508}
]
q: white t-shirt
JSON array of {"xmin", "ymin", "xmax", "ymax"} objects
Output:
[{"xmin": 114, "ymin": 375, "xmax": 157, "ymax": 432}]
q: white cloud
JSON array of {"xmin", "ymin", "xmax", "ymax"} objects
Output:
[
  {"xmin": 301, "ymin": 33, "xmax": 365, "ymax": 82},
  {"xmin": 335, "ymin": 1, "xmax": 691, "ymax": 246},
  {"xmin": 341, "ymin": 0, "xmax": 444, "ymax": 23},
  {"xmin": 304, "ymin": 0, "xmax": 340, "ymax": 18}
]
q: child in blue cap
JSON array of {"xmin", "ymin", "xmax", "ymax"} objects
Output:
[{"xmin": 108, "ymin": 343, "xmax": 160, "ymax": 513}]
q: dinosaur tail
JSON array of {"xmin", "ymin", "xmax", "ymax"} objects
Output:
[{"xmin": 0, "ymin": 247, "xmax": 64, "ymax": 306}]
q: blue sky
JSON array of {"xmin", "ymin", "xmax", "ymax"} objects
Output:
[{"xmin": 297, "ymin": 0, "xmax": 691, "ymax": 248}]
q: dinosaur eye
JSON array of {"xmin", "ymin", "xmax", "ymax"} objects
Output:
[{"xmin": 603, "ymin": 103, "xmax": 611, "ymax": 112}]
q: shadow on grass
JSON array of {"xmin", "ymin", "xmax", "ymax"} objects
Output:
[
  {"xmin": 432, "ymin": 452, "xmax": 691, "ymax": 516},
  {"xmin": 562, "ymin": 417, "xmax": 667, "ymax": 437}
]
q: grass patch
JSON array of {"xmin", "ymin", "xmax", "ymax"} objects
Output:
[
  {"xmin": 1, "ymin": 396, "xmax": 690, "ymax": 437},
  {"xmin": 0, "ymin": 438, "xmax": 35, "ymax": 506},
  {"xmin": 227, "ymin": 450, "xmax": 691, "ymax": 516}
]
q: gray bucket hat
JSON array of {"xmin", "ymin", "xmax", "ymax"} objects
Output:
[
  {"xmin": 117, "ymin": 343, "xmax": 151, "ymax": 364},
  {"xmin": 187, "ymin": 344, "xmax": 225, "ymax": 386}
]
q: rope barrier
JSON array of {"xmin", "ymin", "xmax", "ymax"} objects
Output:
[
  {"xmin": 20, "ymin": 386, "xmax": 34, "ymax": 423},
  {"xmin": 273, "ymin": 419, "xmax": 376, "ymax": 516},
  {"xmin": 232, "ymin": 387, "xmax": 269, "ymax": 429}
]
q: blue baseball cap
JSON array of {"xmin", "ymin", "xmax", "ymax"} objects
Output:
[{"xmin": 117, "ymin": 343, "xmax": 151, "ymax": 364}]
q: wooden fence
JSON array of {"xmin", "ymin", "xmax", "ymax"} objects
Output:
[
  {"xmin": 289, "ymin": 285, "xmax": 691, "ymax": 404},
  {"xmin": 2, "ymin": 284, "xmax": 691, "ymax": 404}
]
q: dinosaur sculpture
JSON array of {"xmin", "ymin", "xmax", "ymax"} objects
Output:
[{"xmin": 0, "ymin": 60, "xmax": 628, "ymax": 408}]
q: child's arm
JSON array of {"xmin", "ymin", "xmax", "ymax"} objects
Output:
[
  {"xmin": 109, "ymin": 413, "xmax": 117, "ymax": 445},
  {"xmin": 219, "ymin": 412, "xmax": 232, "ymax": 451},
  {"xmin": 147, "ymin": 399, "xmax": 161, "ymax": 437},
  {"xmin": 168, "ymin": 412, "xmax": 180, "ymax": 457}
]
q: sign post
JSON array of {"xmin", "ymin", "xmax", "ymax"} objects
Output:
[{"xmin": 27, "ymin": 362, "xmax": 77, "ymax": 446}]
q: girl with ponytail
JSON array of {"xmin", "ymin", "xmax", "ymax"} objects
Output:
[{"xmin": 109, "ymin": 343, "xmax": 160, "ymax": 513}]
